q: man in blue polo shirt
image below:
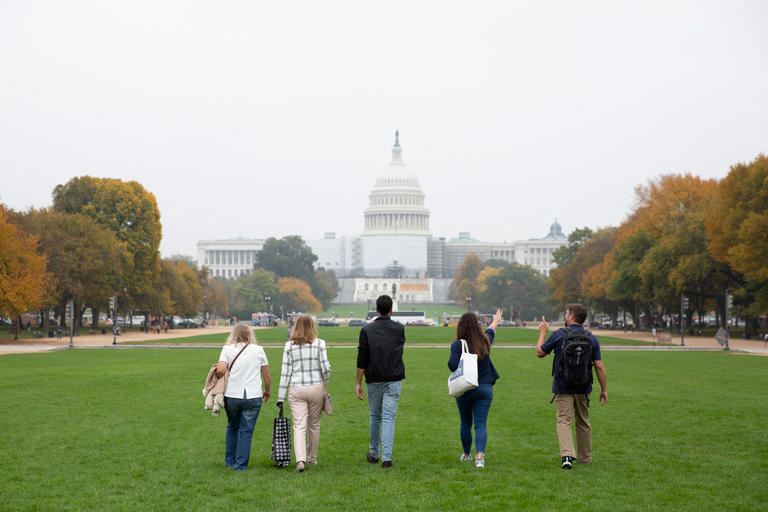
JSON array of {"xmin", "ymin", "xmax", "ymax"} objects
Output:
[{"xmin": 537, "ymin": 303, "xmax": 608, "ymax": 469}]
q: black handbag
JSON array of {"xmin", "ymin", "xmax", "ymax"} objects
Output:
[{"xmin": 270, "ymin": 405, "xmax": 292, "ymax": 467}]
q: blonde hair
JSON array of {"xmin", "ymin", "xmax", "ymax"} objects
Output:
[
  {"xmin": 226, "ymin": 323, "xmax": 257, "ymax": 346},
  {"xmin": 290, "ymin": 314, "xmax": 317, "ymax": 346}
]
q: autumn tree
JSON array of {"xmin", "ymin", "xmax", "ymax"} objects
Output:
[
  {"xmin": 278, "ymin": 277, "xmax": 321, "ymax": 313},
  {"xmin": 608, "ymin": 173, "xmax": 726, "ymax": 329},
  {"xmin": 706, "ymin": 154, "xmax": 768, "ymax": 332},
  {"xmin": 53, "ymin": 176, "xmax": 162, "ymax": 312},
  {"xmin": 448, "ymin": 253, "xmax": 484, "ymax": 309},
  {"xmin": 0, "ymin": 207, "xmax": 49, "ymax": 339}
]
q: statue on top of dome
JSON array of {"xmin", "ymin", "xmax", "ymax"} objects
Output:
[{"xmin": 394, "ymin": 129, "xmax": 400, "ymax": 147}]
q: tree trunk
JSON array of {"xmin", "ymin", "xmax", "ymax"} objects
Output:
[
  {"xmin": 13, "ymin": 315, "xmax": 20, "ymax": 341},
  {"xmin": 92, "ymin": 307, "xmax": 100, "ymax": 329}
]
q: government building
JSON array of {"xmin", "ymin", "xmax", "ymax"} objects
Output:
[{"xmin": 197, "ymin": 132, "xmax": 567, "ymax": 303}]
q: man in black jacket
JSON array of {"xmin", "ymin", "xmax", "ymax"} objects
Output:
[{"xmin": 356, "ymin": 295, "xmax": 405, "ymax": 469}]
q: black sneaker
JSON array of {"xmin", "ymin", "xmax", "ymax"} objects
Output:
[
  {"xmin": 382, "ymin": 460, "xmax": 393, "ymax": 469},
  {"xmin": 561, "ymin": 456, "xmax": 573, "ymax": 470},
  {"xmin": 366, "ymin": 452, "xmax": 379, "ymax": 464}
]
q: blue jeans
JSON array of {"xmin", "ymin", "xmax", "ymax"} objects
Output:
[
  {"xmin": 367, "ymin": 381, "xmax": 402, "ymax": 462},
  {"xmin": 224, "ymin": 391, "xmax": 263, "ymax": 471},
  {"xmin": 455, "ymin": 383, "xmax": 493, "ymax": 455}
]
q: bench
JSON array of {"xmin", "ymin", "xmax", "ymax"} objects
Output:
[{"xmin": 32, "ymin": 331, "xmax": 44, "ymax": 339}]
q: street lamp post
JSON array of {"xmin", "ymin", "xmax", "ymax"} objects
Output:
[
  {"xmin": 465, "ymin": 297, "xmax": 471, "ymax": 313},
  {"xmin": 203, "ymin": 292, "xmax": 207, "ymax": 325}
]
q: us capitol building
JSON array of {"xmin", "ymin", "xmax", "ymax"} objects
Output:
[{"xmin": 197, "ymin": 132, "xmax": 567, "ymax": 304}]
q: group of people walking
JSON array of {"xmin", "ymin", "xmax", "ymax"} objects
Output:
[{"xmin": 214, "ymin": 296, "xmax": 608, "ymax": 472}]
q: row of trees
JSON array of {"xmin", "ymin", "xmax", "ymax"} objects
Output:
[
  {"xmin": 1, "ymin": 176, "xmax": 341, "ymax": 339},
  {"xmin": 446, "ymin": 154, "xmax": 767, "ymax": 334},
  {"xmin": 0, "ymin": 177, "xmax": 227, "ymax": 339},
  {"xmin": 448, "ymin": 253, "xmax": 549, "ymax": 320},
  {"xmin": 548, "ymin": 154, "xmax": 768, "ymax": 334},
  {"xmin": 220, "ymin": 236, "xmax": 340, "ymax": 321}
]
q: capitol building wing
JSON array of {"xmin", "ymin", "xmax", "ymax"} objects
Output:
[{"xmin": 197, "ymin": 131, "xmax": 568, "ymax": 303}]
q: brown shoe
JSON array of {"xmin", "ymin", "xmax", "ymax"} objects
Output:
[{"xmin": 296, "ymin": 462, "xmax": 305, "ymax": 472}]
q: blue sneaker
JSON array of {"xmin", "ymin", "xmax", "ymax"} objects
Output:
[{"xmin": 561, "ymin": 456, "xmax": 574, "ymax": 470}]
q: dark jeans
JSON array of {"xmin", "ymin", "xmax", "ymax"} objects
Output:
[
  {"xmin": 455, "ymin": 383, "xmax": 493, "ymax": 455},
  {"xmin": 224, "ymin": 391, "xmax": 263, "ymax": 471}
]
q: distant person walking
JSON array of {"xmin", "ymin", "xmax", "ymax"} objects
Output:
[
  {"xmin": 276, "ymin": 314, "xmax": 331, "ymax": 472},
  {"xmin": 536, "ymin": 303, "xmax": 607, "ymax": 469},
  {"xmin": 356, "ymin": 295, "xmax": 405, "ymax": 469},
  {"xmin": 447, "ymin": 309, "xmax": 502, "ymax": 468},
  {"xmin": 217, "ymin": 323, "xmax": 271, "ymax": 471}
]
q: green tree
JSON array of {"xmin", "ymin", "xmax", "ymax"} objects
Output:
[
  {"xmin": 159, "ymin": 259, "xmax": 203, "ymax": 318},
  {"xmin": 480, "ymin": 263, "xmax": 547, "ymax": 320},
  {"xmin": 21, "ymin": 208, "xmax": 131, "ymax": 332},
  {"xmin": 255, "ymin": 236, "xmax": 317, "ymax": 283},
  {"xmin": 232, "ymin": 269, "xmax": 278, "ymax": 319}
]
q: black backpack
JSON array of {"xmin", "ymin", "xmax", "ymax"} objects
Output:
[{"xmin": 551, "ymin": 327, "xmax": 594, "ymax": 404}]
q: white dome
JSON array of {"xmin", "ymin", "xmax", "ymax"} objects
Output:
[
  {"xmin": 374, "ymin": 160, "xmax": 421, "ymax": 188},
  {"xmin": 363, "ymin": 131, "xmax": 430, "ymax": 237}
]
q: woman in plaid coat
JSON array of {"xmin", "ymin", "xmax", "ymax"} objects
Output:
[{"xmin": 276, "ymin": 314, "xmax": 331, "ymax": 472}]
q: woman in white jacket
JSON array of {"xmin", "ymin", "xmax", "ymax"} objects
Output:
[
  {"xmin": 217, "ymin": 323, "xmax": 271, "ymax": 471},
  {"xmin": 276, "ymin": 314, "xmax": 331, "ymax": 472}
]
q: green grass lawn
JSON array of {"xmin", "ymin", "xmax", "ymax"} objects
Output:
[
  {"xmin": 1, "ymin": 348, "xmax": 765, "ymax": 511},
  {"xmin": 131, "ymin": 326, "xmax": 652, "ymax": 346}
]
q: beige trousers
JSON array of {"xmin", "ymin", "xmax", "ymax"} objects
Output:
[
  {"xmin": 287, "ymin": 383, "xmax": 325, "ymax": 464},
  {"xmin": 554, "ymin": 393, "xmax": 592, "ymax": 463}
]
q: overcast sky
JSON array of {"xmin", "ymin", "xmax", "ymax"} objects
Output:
[{"xmin": 1, "ymin": 0, "xmax": 767, "ymax": 259}]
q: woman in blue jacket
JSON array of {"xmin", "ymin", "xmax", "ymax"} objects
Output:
[{"xmin": 447, "ymin": 309, "xmax": 502, "ymax": 468}]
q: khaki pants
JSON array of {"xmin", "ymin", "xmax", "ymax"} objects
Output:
[
  {"xmin": 554, "ymin": 393, "xmax": 592, "ymax": 463},
  {"xmin": 287, "ymin": 384, "xmax": 325, "ymax": 464}
]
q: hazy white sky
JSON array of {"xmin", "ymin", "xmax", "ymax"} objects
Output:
[{"xmin": 1, "ymin": 0, "xmax": 766, "ymax": 258}]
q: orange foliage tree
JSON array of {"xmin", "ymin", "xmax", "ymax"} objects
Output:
[
  {"xmin": 0, "ymin": 207, "xmax": 49, "ymax": 339},
  {"xmin": 277, "ymin": 277, "xmax": 321, "ymax": 313}
]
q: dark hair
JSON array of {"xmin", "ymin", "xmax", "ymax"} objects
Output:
[
  {"xmin": 376, "ymin": 295, "xmax": 393, "ymax": 316},
  {"xmin": 456, "ymin": 312, "xmax": 490, "ymax": 360},
  {"xmin": 567, "ymin": 303, "xmax": 588, "ymax": 325}
]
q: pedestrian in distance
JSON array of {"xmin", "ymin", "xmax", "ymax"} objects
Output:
[
  {"xmin": 447, "ymin": 309, "xmax": 502, "ymax": 468},
  {"xmin": 356, "ymin": 295, "xmax": 405, "ymax": 469},
  {"xmin": 536, "ymin": 303, "xmax": 608, "ymax": 469},
  {"xmin": 217, "ymin": 323, "xmax": 271, "ymax": 471},
  {"xmin": 276, "ymin": 314, "xmax": 331, "ymax": 473}
]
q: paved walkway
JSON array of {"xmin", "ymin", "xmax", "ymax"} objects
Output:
[{"xmin": 2, "ymin": 325, "xmax": 767, "ymax": 355}]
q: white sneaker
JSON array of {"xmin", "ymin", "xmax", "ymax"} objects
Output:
[
  {"xmin": 475, "ymin": 457, "xmax": 485, "ymax": 468},
  {"xmin": 460, "ymin": 454, "xmax": 472, "ymax": 461}
]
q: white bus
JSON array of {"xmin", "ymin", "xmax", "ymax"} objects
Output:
[{"xmin": 365, "ymin": 310, "xmax": 426, "ymax": 325}]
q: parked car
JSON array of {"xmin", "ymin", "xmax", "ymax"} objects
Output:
[
  {"xmin": 348, "ymin": 319, "xmax": 366, "ymax": 327},
  {"xmin": 498, "ymin": 320, "xmax": 516, "ymax": 327},
  {"xmin": 177, "ymin": 319, "xmax": 200, "ymax": 328},
  {"xmin": 406, "ymin": 321, "xmax": 430, "ymax": 326},
  {"xmin": 317, "ymin": 319, "xmax": 340, "ymax": 327}
]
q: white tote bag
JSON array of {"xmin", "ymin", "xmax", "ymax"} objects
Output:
[{"xmin": 448, "ymin": 339, "xmax": 479, "ymax": 397}]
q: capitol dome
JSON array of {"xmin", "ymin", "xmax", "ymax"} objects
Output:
[{"xmin": 363, "ymin": 131, "xmax": 431, "ymax": 237}]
